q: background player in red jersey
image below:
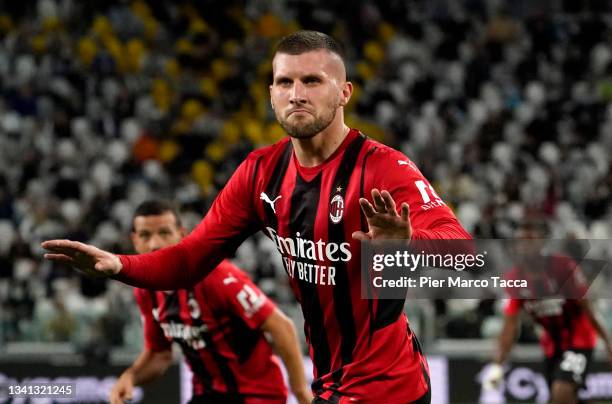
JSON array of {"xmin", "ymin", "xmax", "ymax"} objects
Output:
[
  {"xmin": 109, "ymin": 200, "xmax": 312, "ymax": 404},
  {"xmin": 484, "ymin": 220, "xmax": 612, "ymax": 404},
  {"xmin": 43, "ymin": 31, "xmax": 472, "ymax": 403}
]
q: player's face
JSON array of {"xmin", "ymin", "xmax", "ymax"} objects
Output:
[
  {"xmin": 131, "ymin": 212, "xmax": 184, "ymax": 254},
  {"xmin": 270, "ymin": 50, "xmax": 351, "ymax": 139}
]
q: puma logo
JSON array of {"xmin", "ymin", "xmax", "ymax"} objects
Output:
[
  {"xmin": 260, "ymin": 192, "xmax": 282, "ymax": 214},
  {"xmin": 398, "ymin": 159, "xmax": 417, "ymax": 171},
  {"xmin": 223, "ymin": 275, "xmax": 237, "ymax": 285}
]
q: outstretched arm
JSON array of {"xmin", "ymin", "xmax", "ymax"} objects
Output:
[
  {"xmin": 43, "ymin": 158, "xmax": 259, "ymax": 290},
  {"xmin": 42, "ymin": 240, "xmax": 123, "ymax": 277}
]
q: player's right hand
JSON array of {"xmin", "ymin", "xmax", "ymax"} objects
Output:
[
  {"xmin": 41, "ymin": 239, "xmax": 122, "ymax": 277},
  {"xmin": 482, "ymin": 363, "xmax": 504, "ymax": 390},
  {"xmin": 110, "ymin": 372, "xmax": 134, "ymax": 404}
]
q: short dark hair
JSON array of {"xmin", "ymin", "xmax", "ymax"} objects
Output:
[
  {"xmin": 132, "ymin": 200, "xmax": 181, "ymax": 230},
  {"xmin": 274, "ymin": 30, "xmax": 345, "ymax": 62}
]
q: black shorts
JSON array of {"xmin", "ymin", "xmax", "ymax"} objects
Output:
[{"xmin": 544, "ymin": 349, "xmax": 593, "ymax": 388}]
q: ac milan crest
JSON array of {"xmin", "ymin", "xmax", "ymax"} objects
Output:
[{"xmin": 329, "ymin": 193, "xmax": 344, "ymax": 224}]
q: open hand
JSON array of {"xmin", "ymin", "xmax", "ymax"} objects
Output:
[
  {"xmin": 41, "ymin": 239, "xmax": 122, "ymax": 277},
  {"xmin": 352, "ymin": 189, "xmax": 412, "ymax": 241}
]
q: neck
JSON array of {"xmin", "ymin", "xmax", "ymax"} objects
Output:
[{"xmin": 291, "ymin": 117, "xmax": 350, "ymax": 167}]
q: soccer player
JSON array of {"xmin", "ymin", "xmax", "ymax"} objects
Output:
[
  {"xmin": 484, "ymin": 221, "xmax": 612, "ymax": 404},
  {"xmin": 109, "ymin": 200, "xmax": 312, "ymax": 404},
  {"xmin": 43, "ymin": 31, "xmax": 471, "ymax": 403}
]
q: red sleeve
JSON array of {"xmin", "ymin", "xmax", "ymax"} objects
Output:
[
  {"xmin": 210, "ymin": 261, "xmax": 276, "ymax": 329},
  {"xmin": 133, "ymin": 289, "xmax": 172, "ymax": 352},
  {"xmin": 504, "ymin": 298, "xmax": 523, "ymax": 316},
  {"xmin": 115, "ymin": 156, "xmax": 260, "ymax": 289},
  {"xmin": 372, "ymin": 148, "xmax": 471, "ymax": 240}
]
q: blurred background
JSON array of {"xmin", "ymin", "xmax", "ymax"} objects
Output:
[{"xmin": 0, "ymin": 0, "xmax": 611, "ymax": 402}]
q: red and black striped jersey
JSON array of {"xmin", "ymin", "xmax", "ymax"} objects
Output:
[
  {"xmin": 504, "ymin": 255, "xmax": 597, "ymax": 358},
  {"xmin": 134, "ymin": 260, "xmax": 287, "ymax": 401},
  {"xmin": 119, "ymin": 129, "xmax": 471, "ymax": 403}
]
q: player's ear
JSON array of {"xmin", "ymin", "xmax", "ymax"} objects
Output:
[
  {"xmin": 179, "ymin": 226, "xmax": 187, "ymax": 237},
  {"xmin": 269, "ymin": 87, "xmax": 275, "ymax": 110},
  {"xmin": 339, "ymin": 81, "xmax": 353, "ymax": 107}
]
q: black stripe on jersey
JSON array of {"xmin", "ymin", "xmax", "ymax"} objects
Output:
[
  {"xmin": 289, "ymin": 173, "xmax": 332, "ymax": 394},
  {"xmin": 183, "ymin": 292, "xmax": 241, "ymax": 395},
  {"xmin": 372, "ymin": 300, "xmax": 406, "ymax": 331},
  {"xmin": 223, "ymin": 316, "xmax": 262, "ymax": 363},
  {"xmin": 362, "ymin": 139, "xmax": 407, "ymax": 331},
  {"xmin": 327, "ymin": 133, "xmax": 366, "ymax": 382},
  {"xmin": 354, "ymin": 140, "xmax": 407, "ymax": 334},
  {"xmin": 359, "ymin": 145, "xmax": 377, "ymax": 345},
  {"xmin": 251, "ymin": 156, "xmax": 262, "ymax": 193},
  {"xmin": 148, "ymin": 291, "xmax": 214, "ymax": 393},
  {"xmin": 359, "ymin": 146, "xmax": 377, "ymax": 233},
  {"xmin": 152, "ymin": 291, "xmax": 242, "ymax": 395}
]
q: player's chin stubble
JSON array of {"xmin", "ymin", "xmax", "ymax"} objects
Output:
[{"xmin": 277, "ymin": 102, "xmax": 338, "ymax": 139}]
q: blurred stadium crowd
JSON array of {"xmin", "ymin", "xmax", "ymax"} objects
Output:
[{"xmin": 0, "ymin": 0, "xmax": 611, "ymax": 358}]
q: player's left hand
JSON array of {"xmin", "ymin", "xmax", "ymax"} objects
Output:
[{"xmin": 352, "ymin": 189, "xmax": 412, "ymax": 241}]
